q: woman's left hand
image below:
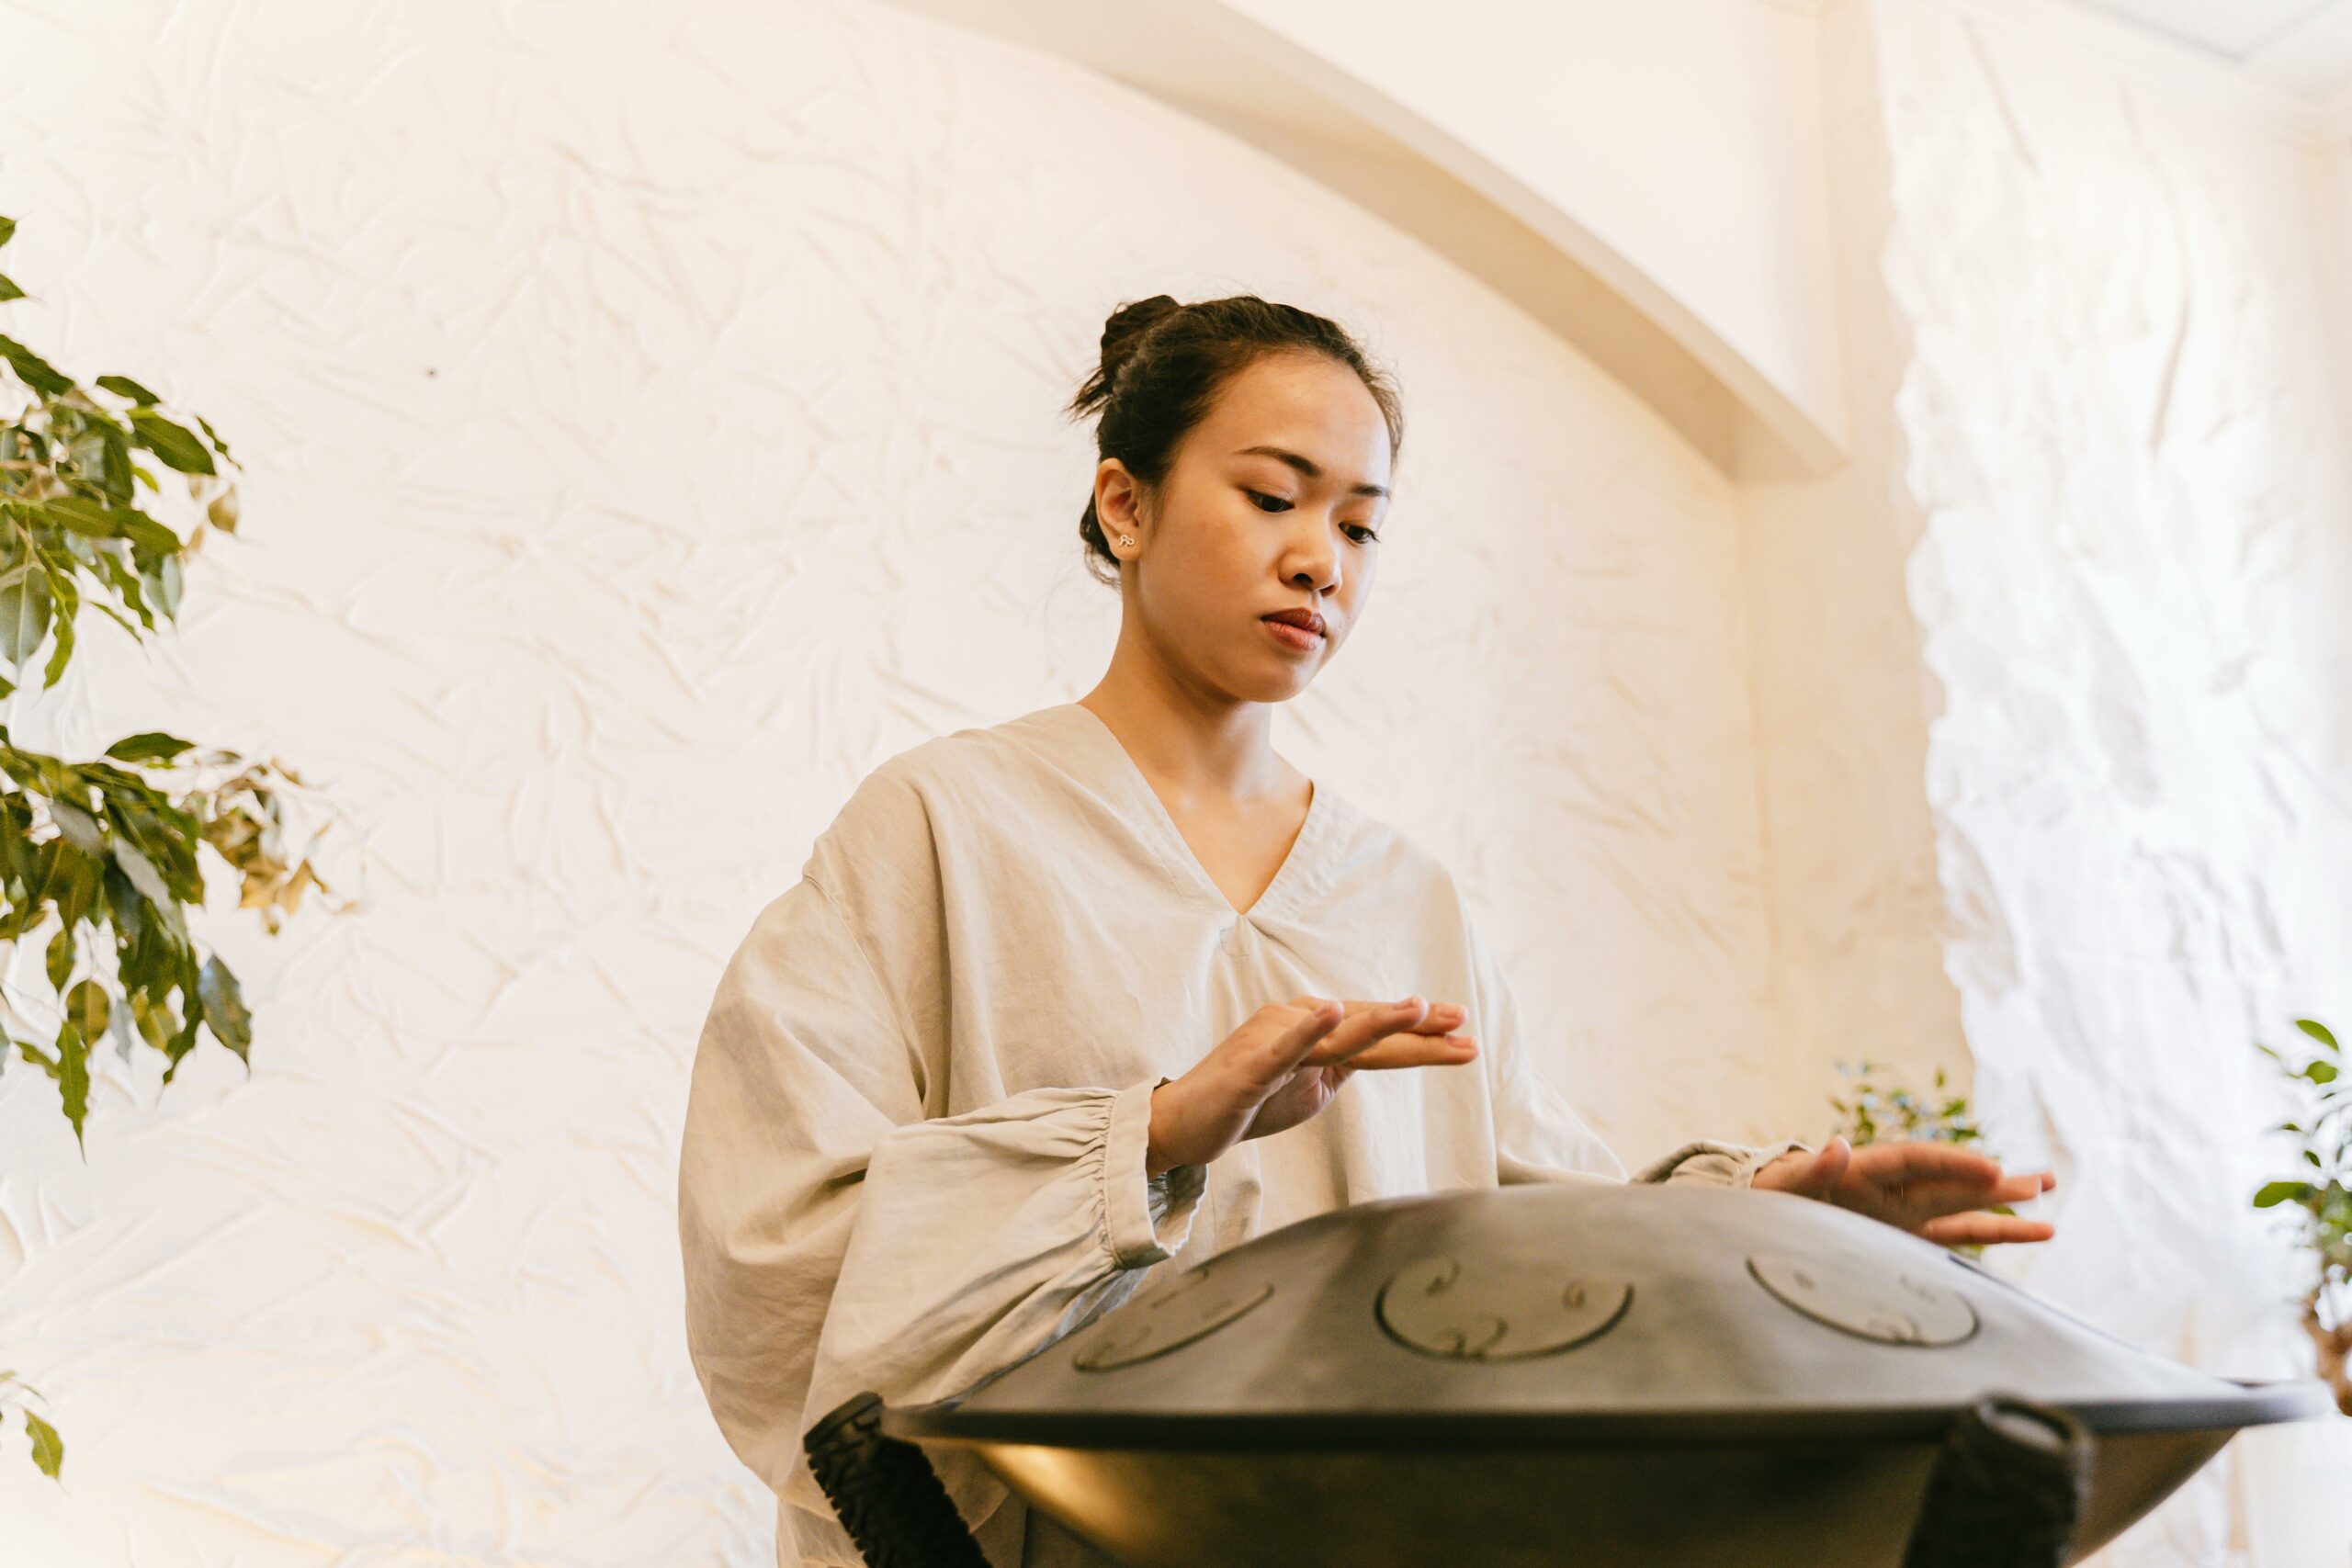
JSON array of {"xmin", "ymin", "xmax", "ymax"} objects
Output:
[{"xmin": 1749, "ymin": 1136, "xmax": 2059, "ymax": 1247}]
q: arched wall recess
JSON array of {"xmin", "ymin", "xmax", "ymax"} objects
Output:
[{"xmin": 880, "ymin": 0, "xmax": 1851, "ymax": 479}]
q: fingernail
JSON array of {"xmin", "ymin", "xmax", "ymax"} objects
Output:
[{"xmin": 1394, "ymin": 996, "xmax": 1423, "ymax": 1010}]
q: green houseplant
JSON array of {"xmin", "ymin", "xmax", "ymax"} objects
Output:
[
  {"xmin": 0, "ymin": 212, "xmax": 343, "ymax": 1479},
  {"xmin": 2251, "ymin": 1017, "xmax": 2349, "ymax": 1416}
]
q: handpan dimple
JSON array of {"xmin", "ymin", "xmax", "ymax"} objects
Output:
[
  {"xmin": 1073, "ymin": 1265, "xmax": 1274, "ymax": 1371},
  {"xmin": 1747, "ymin": 1252, "xmax": 1977, "ymax": 1347},
  {"xmin": 1376, "ymin": 1255, "xmax": 1634, "ymax": 1361}
]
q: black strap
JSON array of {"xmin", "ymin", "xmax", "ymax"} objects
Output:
[
  {"xmin": 803, "ymin": 1393, "xmax": 995, "ymax": 1568},
  {"xmin": 1903, "ymin": 1394, "xmax": 2091, "ymax": 1568}
]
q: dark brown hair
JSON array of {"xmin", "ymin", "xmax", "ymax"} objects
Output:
[{"xmin": 1065, "ymin": 294, "xmax": 1404, "ymax": 587}]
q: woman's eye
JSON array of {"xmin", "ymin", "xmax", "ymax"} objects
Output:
[{"xmin": 1246, "ymin": 488, "xmax": 1375, "ymax": 543}]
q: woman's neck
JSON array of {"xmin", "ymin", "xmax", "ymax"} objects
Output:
[{"xmin": 1076, "ymin": 670, "xmax": 1296, "ymax": 807}]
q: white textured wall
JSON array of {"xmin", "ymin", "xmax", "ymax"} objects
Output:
[
  {"xmin": 2324, "ymin": 127, "xmax": 2352, "ymax": 438},
  {"xmin": 0, "ymin": 0, "xmax": 1793, "ymax": 1561},
  {"xmin": 1219, "ymin": 0, "xmax": 1852, "ymax": 450},
  {"xmin": 1738, "ymin": 0, "xmax": 1966, "ymax": 1145},
  {"xmin": 1871, "ymin": 1, "xmax": 2352, "ymax": 1560}
]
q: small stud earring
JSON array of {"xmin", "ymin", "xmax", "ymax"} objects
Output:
[{"xmin": 1119, "ymin": 535, "xmax": 1134, "ymax": 547}]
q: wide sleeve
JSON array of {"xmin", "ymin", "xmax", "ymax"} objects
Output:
[
  {"xmin": 1461, "ymin": 897, "xmax": 1811, "ymax": 1191},
  {"xmin": 677, "ymin": 872, "xmax": 1206, "ymax": 1562}
]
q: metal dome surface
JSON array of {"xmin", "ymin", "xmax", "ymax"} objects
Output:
[{"xmin": 859, "ymin": 1183, "xmax": 2330, "ymax": 1567}]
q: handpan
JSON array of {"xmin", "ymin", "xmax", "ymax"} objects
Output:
[{"xmin": 808, "ymin": 1182, "xmax": 2332, "ymax": 1567}]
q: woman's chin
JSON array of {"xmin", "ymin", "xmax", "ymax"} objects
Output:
[{"xmin": 1234, "ymin": 665, "xmax": 1317, "ymax": 704}]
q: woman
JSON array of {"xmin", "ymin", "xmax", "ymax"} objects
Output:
[{"xmin": 678, "ymin": 294, "xmax": 2058, "ymax": 1568}]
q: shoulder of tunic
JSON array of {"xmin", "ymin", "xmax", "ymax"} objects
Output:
[
  {"xmin": 799, "ymin": 707, "xmax": 1081, "ymax": 897},
  {"xmin": 1310, "ymin": 795, "xmax": 1465, "ymax": 919}
]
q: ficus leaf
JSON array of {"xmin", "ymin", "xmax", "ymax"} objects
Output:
[
  {"xmin": 128, "ymin": 990, "xmax": 173, "ymax": 1055},
  {"xmin": 40, "ymin": 578, "xmax": 76, "ymax": 689},
  {"xmin": 2297, "ymin": 1019, "xmax": 2339, "ymax": 1052},
  {"xmin": 0, "ymin": 215, "xmax": 16, "ymax": 249},
  {"xmin": 141, "ymin": 554, "xmax": 182, "ymax": 620},
  {"xmin": 53, "ymin": 1019, "xmax": 88, "ymax": 1150},
  {"xmin": 104, "ymin": 732, "xmax": 195, "ymax": 765},
  {"xmin": 0, "ymin": 567, "xmax": 52, "ymax": 669},
  {"xmin": 37, "ymin": 495, "xmax": 138, "ymax": 538},
  {"xmin": 110, "ymin": 838, "xmax": 171, "ymax": 907},
  {"xmin": 89, "ymin": 431, "xmax": 130, "ymax": 502},
  {"xmin": 114, "ymin": 512, "xmax": 181, "ymax": 557},
  {"xmin": 198, "ymin": 955, "xmax": 252, "ymax": 1064},
  {"xmin": 44, "ymin": 925, "xmax": 73, "ymax": 991},
  {"xmin": 64, "ymin": 978, "xmax": 107, "ymax": 1041},
  {"xmin": 96, "ymin": 550, "xmax": 155, "ymax": 632},
  {"xmin": 24, "ymin": 1408, "xmax": 62, "ymax": 1480},
  {"xmin": 2255, "ymin": 1179, "xmax": 2317, "ymax": 1209},
  {"xmin": 192, "ymin": 412, "xmax": 232, "ymax": 462},
  {"xmin": 0, "ymin": 274, "xmax": 22, "ymax": 304},
  {"xmin": 0, "ymin": 333, "xmax": 70, "ymax": 398},
  {"xmin": 124, "ymin": 408, "xmax": 213, "ymax": 476},
  {"xmin": 47, "ymin": 798, "xmax": 105, "ymax": 859},
  {"xmin": 107, "ymin": 991, "xmax": 141, "ymax": 1062},
  {"xmin": 94, "ymin": 374, "xmax": 161, "ymax": 406}
]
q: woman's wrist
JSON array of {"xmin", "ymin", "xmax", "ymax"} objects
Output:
[{"xmin": 1145, "ymin": 1077, "xmax": 1181, "ymax": 1178}]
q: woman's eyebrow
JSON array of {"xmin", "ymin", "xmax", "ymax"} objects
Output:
[{"xmin": 1236, "ymin": 444, "xmax": 1389, "ymax": 499}]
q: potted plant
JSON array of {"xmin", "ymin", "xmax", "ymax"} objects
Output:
[
  {"xmin": 2251, "ymin": 1017, "xmax": 2349, "ymax": 1416},
  {"xmin": 0, "ymin": 211, "xmax": 343, "ymax": 1480},
  {"xmin": 2236, "ymin": 1016, "xmax": 2352, "ymax": 1562}
]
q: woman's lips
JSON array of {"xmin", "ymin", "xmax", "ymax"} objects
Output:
[{"xmin": 1263, "ymin": 618, "xmax": 1324, "ymax": 653}]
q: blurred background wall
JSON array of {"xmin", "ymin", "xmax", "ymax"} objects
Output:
[{"xmin": 0, "ymin": 0, "xmax": 2346, "ymax": 1563}]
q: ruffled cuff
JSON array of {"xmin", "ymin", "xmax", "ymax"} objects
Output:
[
  {"xmin": 1633, "ymin": 1137, "xmax": 1814, "ymax": 1189},
  {"xmin": 1102, "ymin": 1077, "xmax": 1207, "ymax": 1268}
]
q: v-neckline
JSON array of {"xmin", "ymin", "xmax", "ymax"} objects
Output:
[{"xmin": 1060, "ymin": 701, "xmax": 1330, "ymax": 924}]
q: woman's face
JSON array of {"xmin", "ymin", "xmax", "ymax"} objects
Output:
[{"xmin": 1098, "ymin": 351, "xmax": 1393, "ymax": 706}]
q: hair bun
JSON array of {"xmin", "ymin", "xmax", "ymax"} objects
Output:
[{"xmin": 1099, "ymin": 295, "xmax": 1182, "ymax": 381}]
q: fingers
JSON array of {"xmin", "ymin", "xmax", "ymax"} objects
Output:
[
  {"xmin": 1876, "ymin": 1173, "xmax": 2054, "ymax": 1216},
  {"xmin": 1298, "ymin": 997, "xmax": 1466, "ymax": 1066},
  {"xmin": 1846, "ymin": 1143, "xmax": 2063, "ymax": 1203},
  {"xmin": 1848, "ymin": 1140, "xmax": 2004, "ymax": 1184},
  {"xmin": 1917, "ymin": 1211, "xmax": 2058, "ymax": 1247},
  {"xmin": 1258, "ymin": 998, "xmax": 1347, "ymax": 1077},
  {"xmin": 1340, "ymin": 1031, "xmax": 1478, "ymax": 1070}
]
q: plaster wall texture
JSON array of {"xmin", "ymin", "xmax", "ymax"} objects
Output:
[
  {"xmin": 0, "ymin": 0, "xmax": 1798, "ymax": 1562},
  {"xmin": 1223, "ymin": 0, "xmax": 1851, "ymax": 448},
  {"xmin": 1736, "ymin": 0, "xmax": 1966, "ymax": 1152},
  {"xmin": 1869, "ymin": 0, "xmax": 2352, "ymax": 1559},
  {"xmin": 2322, "ymin": 128, "xmax": 2352, "ymax": 441}
]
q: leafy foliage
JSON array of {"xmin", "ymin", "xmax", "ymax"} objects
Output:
[
  {"xmin": 1, "ymin": 210, "xmax": 348, "ymax": 1483},
  {"xmin": 2251, "ymin": 1017, "xmax": 2351, "ymax": 1416},
  {"xmin": 1827, "ymin": 1057, "xmax": 1985, "ymax": 1148},
  {"xmin": 0, "ymin": 1371, "xmax": 62, "ymax": 1480},
  {"xmin": 0, "ymin": 209, "xmax": 342, "ymax": 1159}
]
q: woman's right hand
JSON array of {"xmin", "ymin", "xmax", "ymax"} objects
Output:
[{"xmin": 1144, "ymin": 996, "xmax": 1476, "ymax": 1176}]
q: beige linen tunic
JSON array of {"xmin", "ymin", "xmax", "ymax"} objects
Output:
[{"xmin": 679, "ymin": 701, "xmax": 1806, "ymax": 1568}]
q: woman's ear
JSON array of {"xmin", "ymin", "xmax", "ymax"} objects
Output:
[{"xmin": 1095, "ymin": 458, "xmax": 1145, "ymax": 540}]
